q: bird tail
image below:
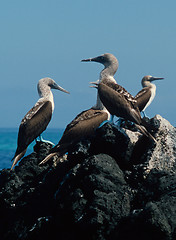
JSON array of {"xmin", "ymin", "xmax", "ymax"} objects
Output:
[
  {"xmin": 135, "ymin": 124, "xmax": 157, "ymax": 143},
  {"xmin": 11, "ymin": 149, "xmax": 27, "ymax": 170},
  {"xmin": 39, "ymin": 152, "xmax": 58, "ymax": 165},
  {"xmin": 39, "ymin": 143, "xmax": 69, "ymax": 166}
]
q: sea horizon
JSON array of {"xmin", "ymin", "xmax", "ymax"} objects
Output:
[{"xmin": 0, "ymin": 127, "xmax": 64, "ymax": 170}]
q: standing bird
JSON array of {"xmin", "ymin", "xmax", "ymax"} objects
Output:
[
  {"xmin": 11, "ymin": 77, "xmax": 69, "ymax": 170},
  {"xmin": 91, "ymin": 78, "xmax": 157, "ymax": 142},
  {"xmin": 134, "ymin": 75, "xmax": 164, "ymax": 116},
  {"xmin": 39, "ymin": 53, "xmax": 117, "ymax": 165},
  {"xmin": 81, "ymin": 53, "xmax": 156, "ymax": 142},
  {"xmin": 39, "ymin": 96, "xmax": 110, "ymax": 165},
  {"xmin": 81, "ymin": 53, "xmax": 119, "ymax": 82},
  {"xmin": 81, "ymin": 53, "xmax": 119, "ymax": 122}
]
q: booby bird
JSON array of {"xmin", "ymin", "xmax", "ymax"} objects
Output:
[
  {"xmin": 91, "ymin": 78, "xmax": 157, "ymax": 143},
  {"xmin": 39, "ymin": 95, "xmax": 110, "ymax": 165},
  {"xmin": 81, "ymin": 53, "xmax": 119, "ymax": 82},
  {"xmin": 134, "ymin": 75, "xmax": 164, "ymax": 116},
  {"xmin": 11, "ymin": 77, "xmax": 69, "ymax": 170},
  {"xmin": 81, "ymin": 53, "xmax": 119, "ymax": 122}
]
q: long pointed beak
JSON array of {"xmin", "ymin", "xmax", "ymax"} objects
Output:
[
  {"xmin": 53, "ymin": 83, "xmax": 70, "ymax": 94},
  {"xmin": 89, "ymin": 85, "xmax": 97, "ymax": 89},
  {"xmin": 81, "ymin": 58, "xmax": 92, "ymax": 62},
  {"xmin": 81, "ymin": 56, "xmax": 101, "ymax": 63},
  {"xmin": 89, "ymin": 81, "xmax": 99, "ymax": 89},
  {"xmin": 58, "ymin": 86, "xmax": 70, "ymax": 94},
  {"xmin": 90, "ymin": 81, "xmax": 99, "ymax": 85},
  {"xmin": 151, "ymin": 77, "xmax": 164, "ymax": 82},
  {"xmin": 90, "ymin": 85, "xmax": 98, "ymax": 89}
]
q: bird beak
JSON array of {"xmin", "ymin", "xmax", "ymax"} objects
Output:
[
  {"xmin": 90, "ymin": 80, "xmax": 99, "ymax": 85},
  {"xmin": 81, "ymin": 56, "xmax": 101, "ymax": 63},
  {"xmin": 81, "ymin": 58, "xmax": 92, "ymax": 62},
  {"xmin": 150, "ymin": 77, "xmax": 164, "ymax": 82},
  {"xmin": 53, "ymin": 83, "xmax": 70, "ymax": 94},
  {"xmin": 89, "ymin": 81, "xmax": 99, "ymax": 88}
]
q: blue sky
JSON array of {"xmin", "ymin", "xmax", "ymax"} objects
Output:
[{"xmin": 0, "ymin": 0, "xmax": 175, "ymax": 128}]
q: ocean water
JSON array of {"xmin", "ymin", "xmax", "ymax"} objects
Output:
[{"xmin": 0, "ymin": 128, "xmax": 64, "ymax": 170}]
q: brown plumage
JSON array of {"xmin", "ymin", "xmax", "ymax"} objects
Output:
[
  {"xmin": 134, "ymin": 75, "xmax": 164, "ymax": 114},
  {"xmin": 81, "ymin": 53, "xmax": 156, "ymax": 142},
  {"xmin": 39, "ymin": 106, "xmax": 110, "ymax": 165},
  {"xmin": 92, "ymin": 78, "xmax": 157, "ymax": 143},
  {"xmin": 11, "ymin": 78, "xmax": 69, "ymax": 170},
  {"xmin": 135, "ymin": 87, "xmax": 152, "ymax": 112},
  {"xmin": 98, "ymin": 78, "xmax": 140, "ymax": 123},
  {"xmin": 59, "ymin": 109, "xmax": 108, "ymax": 145},
  {"xmin": 11, "ymin": 101, "xmax": 52, "ymax": 169}
]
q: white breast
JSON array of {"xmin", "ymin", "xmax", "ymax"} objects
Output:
[{"xmin": 143, "ymin": 85, "xmax": 156, "ymax": 111}]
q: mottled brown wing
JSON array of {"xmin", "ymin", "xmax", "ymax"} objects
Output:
[
  {"xmin": 103, "ymin": 79, "xmax": 137, "ymax": 106},
  {"xmin": 98, "ymin": 82, "xmax": 141, "ymax": 124},
  {"xmin": 63, "ymin": 109, "xmax": 92, "ymax": 130},
  {"xmin": 56, "ymin": 108, "xmax": 108, "ymax": 147},
  {"xmin": 134, "ymin": 87, "xmax": 151, "ymax": 112},
  {"xmin": 15, "ymin": 101, "xmax": 52, "ymax": 155}
]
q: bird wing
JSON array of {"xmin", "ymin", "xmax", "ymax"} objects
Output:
[
  {"xmin": 53, "ymin": 108, "xmax": 108, "ymax": 149},
  {"xmin": 40, "ymin": 109, "xmax": 109, "ymax": 165},
  {"xmin": 98, "ymin": 81, "xmax": 141, "ymax": 124},
  {"xmin": 15, "ymin": 100, "xmax": 52, "ymax": 156},
  {"xmin": 106, "ymin": 80, "xmax": 137, "ymax": 106},
  {"xmin": 134, "ymin": 87, "xmax": 151, "ymax": 112}
]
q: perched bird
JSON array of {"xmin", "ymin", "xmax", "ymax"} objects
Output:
[
  {"xmin": 82, "ymin": 53, "xmax": 119, "ymax": 122},
  {"xmin": 81, "ymin": 53, "xmax": 119, "ymax": 82},
  {"xmin": 11, "ymin": 77, "xmax": 69, "ymax": 170},
  {"xmin": 40, "ymin": 53, "xmax": 117, "ymax": 165},
  {"xmin": 91, "ymin": 78, "xmax": 157, "ymax": 143},
  {"xmin": 82, "ymin": 53, "xmax": 156, "ymax": 142},
  {"xmin": 134, "ymin": 75, "xmax": 164, "ymax": 116},
  {"xmin": 39, "ymin": 96, "xmax": 110, "ymax": 165}
]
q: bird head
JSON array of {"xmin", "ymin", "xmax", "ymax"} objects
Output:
[
  {"xmin": 38, "ymin": 78, "xmax": 70, "ymax": 94},
  {"xmin": 81, "ymin": 53, "xmax": 118, "ymax": 68},
  {"xmin": 141, "ymin": 75, "xmax": 164, "ymax": 87}
]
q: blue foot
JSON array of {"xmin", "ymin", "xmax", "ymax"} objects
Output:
[
  {"xmin": 116, "ymin": 117, "xmax": 124, "ymax": 127},
  {"xmin": 141, "ymin": 111, "xmax": 148, "ymax": 118},
  {"xmin": 98, "ymin": 120, "xmax": 110, "ymax": 128},
  {"xmin": 110, "ymin": 115, "xmax": 114, "ymax": 123},
  {"xmin": 36, "ymin": 135, "xmax": 55, "ymax": 146},
  {"xmin": 99, "ymin": 114, "xmax": 115, "ymax": 128}
]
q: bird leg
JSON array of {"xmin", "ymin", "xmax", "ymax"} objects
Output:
[
  {"xmin": 141, "ymin": 111, "xmax": 148, "ymax": 118},
  {"xmin": 36, "ymin": 135, "xmax": 55, "ymax": 146},
  {"xmin": 98, "ymin": 115, "xmax": 115, "ymax": 128},
  {"xmin": 116, "ymin": 117, "xmax": 125, "ymax": 127}
]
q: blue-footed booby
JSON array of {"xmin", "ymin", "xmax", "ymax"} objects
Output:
[
  {"xmin": 11, "ymin": 77, "xmax": 69, "ymax": 170},
  {"xmin": 91, "ymin": 78, "xmax": 157, "ymax": 143},
  {"xmin": 81, "ymin": 53, "xmax": 119, "ymax": 82},
  {"xmin": 81, "ymin": 53, "xmax": 156, "ymax": 142},
  {"xmin": 39, "ymin": 54, "xmax": 114, "ymax": 165},
  {"xmin": 39, "ymin": 95, "xmax": 110, "ymax": 165},
  {"xmin": 81, "ymin": 53, "xmax": 119, "ymax": 122},
  {"xmin": 134, "ymin": 75, "xmax": 164, "ymax": 116}
]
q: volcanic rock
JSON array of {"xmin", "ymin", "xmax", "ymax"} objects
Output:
[{"xmin": 0, "ymin": 115, "xmax": 175, "ymax": 240}]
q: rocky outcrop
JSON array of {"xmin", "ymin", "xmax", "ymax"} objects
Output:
[{"xmin": 0, "ymin": 115, "xmax": 176, "ymax": 240}]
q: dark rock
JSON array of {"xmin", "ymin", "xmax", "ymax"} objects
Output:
[
  {"xmin": 89, "ymin": 123, "xmax": 132, "ymax": 168},
  {"xmin": 0, "ymin": 115, "xmax": 176, "ymax": 240},
  {"xmin": 54, "ymin": 154, "xmax": 132, "ymax": 240}
]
